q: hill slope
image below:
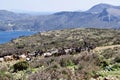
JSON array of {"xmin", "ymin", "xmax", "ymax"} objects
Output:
[
  {"xmin": 0, "ymin": 28, "xmax": 120, "ymax": 80},
  {"xmin": 0, "ymin": 28, "xmax": 120, "ymax": 56}
]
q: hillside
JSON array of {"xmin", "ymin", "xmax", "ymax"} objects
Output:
[
  {"xmin": 1, "ymin": 3, "xmax": 120, "ymax": 31},
  {"xmin": 0, "ymin": 28, "xmax": 120, "ymax": 55},
  {"xmin": 0, "ymin": 28, "xmax": 120, "ymax": 80}
]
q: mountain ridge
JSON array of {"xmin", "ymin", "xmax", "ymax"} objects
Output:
[
  {"xmin": 0, "ymin": 3, "xmax": 120, "ymax": 31},
  {"xmin": 87, "ymin": 3, "xmax": 120, "ymax": 13}
]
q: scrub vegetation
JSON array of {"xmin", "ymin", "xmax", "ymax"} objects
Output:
[{"xmin": 0, "ymin": 28, "xmax": 120, "ymax": 80}]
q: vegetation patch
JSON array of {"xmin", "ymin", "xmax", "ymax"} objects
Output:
[{"xmin": 13, "ymin": 61, "xmax": 29, "ymax": 72}]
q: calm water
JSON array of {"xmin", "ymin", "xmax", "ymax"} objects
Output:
[{"xmin": 0, "ymin": 31, "xmax": 36, "ymax": 44}]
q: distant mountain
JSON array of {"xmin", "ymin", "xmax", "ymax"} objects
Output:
[
  {"xmin": 0, "ymin": 10, "xmax": 31, "ymax": 21},
  {"xmin": 0, "ymin": 10, "xmax": 34, "ymax": 31},
  {"xmin": 0, "ymin": 3, "xmax": 120, "ymax": 31},
  {"xmin": 87, "ymin": 3, "xmax": 120, "ymax": 14},
  {"xmin": 12, "ymin": 10, "xmax": 54, "ymax": 15}
]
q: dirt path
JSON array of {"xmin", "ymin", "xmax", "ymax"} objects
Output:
[{"xmin": 93, "ymin": 45, "xmax": 120, "ymax": 51}]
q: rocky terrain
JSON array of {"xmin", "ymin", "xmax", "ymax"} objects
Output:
[{"xmin": 0, "ymin": 28, "xmax": 120, "ymax": 80}]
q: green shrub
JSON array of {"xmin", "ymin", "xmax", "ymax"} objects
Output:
[
  {"xmin": 77, "ymin": 65, "xmax": 83, "ymax": 70},
  {"xmin": 100, "ymin": 60, "xmax": 109, "ymax": 69},
  {"xmin": 16, "ymin": 44, "xmax": 25, "ymax": 49},
  {"xmin": 60, "ymin": 58, "xmax": 74, "ymax": 67},
  {"xmin": 114, "ymin": 57, "xmax": 120, "ymax": 63},
  {"xmin": 112, "ymin": 63, "xmax": 120, "ymax": 70},
  {"xmin": 60, "ymin": 58, "xmax": 66, "ymax": 67},
  {"xmin": 13, "ymin": 61, "xmax": 29, "ymax": 72},
  {"xmin": 46, "ymin": 63, "xmax": 61, "ymax": 71},
  {"xmin": 66, "ymin": 59, "xmax": 75, "ymax": 66}
]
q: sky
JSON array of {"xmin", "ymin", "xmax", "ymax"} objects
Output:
[{"xmin": 1, "ymin": 0, "xmax": 120, "ymax": 12}]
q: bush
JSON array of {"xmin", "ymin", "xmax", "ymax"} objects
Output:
[
  {"xmin": 0, "ymin": 72, "xmax": 12, "ymax": 80},
  {"xmin": 114, "ymin": 57, "xmax": 120, "ymax": 63},
  {"xmin": 66, "ymin": 59, "xmax": 75, "ymax": 66},
  {"xmin": 13, "ymin": 61, "xmax": 29, "ymax": 72},
  {"xmin": 99, "ymin": 60, "xmax": 109, "ymax": 69},
  {"xmin": 16, "ymin": 44, "xmax": 25, "ymax": 49},
  {"xmin": 60, "ymin": 58, "xmax": 74, "ymax": 67},
  {"xmin": 112, "ymin": 63, "xmax": 120, "ymax": 70},
  {"xmin": 77, "ymin": 65, "xmax": 83, "ymax": 70}
]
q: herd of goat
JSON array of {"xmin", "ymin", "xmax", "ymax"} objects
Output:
[{"xmin": 0, "ymin": 41, "xmax": 96, "ymax": 62}]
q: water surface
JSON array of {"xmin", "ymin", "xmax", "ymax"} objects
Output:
[{"xmin": 0, "ymin": 31, "xmax": 36, "ymax": 44}]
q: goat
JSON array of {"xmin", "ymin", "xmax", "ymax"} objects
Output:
[
  {"xmin": 0, "ymin": 57, "xmax": 4, "ymax": 62},
  {"xmin": 4, "ymin": 55, "xmax": 14, "ymax": 61},
  {"xmin": 19, "ymin": 54, "xmax": 26, "ymax": 61},
  {"xmin": 13, "ymin": 55, "xmax": 19, "ymax": 60},
  {"xmin": 50, "ymin": 49, "xmax": 59, "ymax": 54},
  {"xmin": 26, "ymin": 57, "xmax": 31, "ymax": 61},
  {"xmin": 65, "ymin": 48, "xmax": 73, "ymax": 54},
  {"xmin": 54, "ymin": 48, "xmax": 66, "ymax": 56},
  {"xmin": 43, "ymin": 52, "xmax": 52, "ymax": 57},
  {"xmin": 75, "ymin": 47, "xmax": 81, "ymax": 53}
]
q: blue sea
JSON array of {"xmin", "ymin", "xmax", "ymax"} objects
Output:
[{"xmin": 0, "ymin": 31, "xmax": 36, "ymax": 44}]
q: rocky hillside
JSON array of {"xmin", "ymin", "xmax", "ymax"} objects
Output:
[
  {"xmin": 0, "ymin": 28, "xmax": 120, "ymax": 56},
  {"xmin": 0, "ymin": 28, "xmax": 120, "ymax": 80}
]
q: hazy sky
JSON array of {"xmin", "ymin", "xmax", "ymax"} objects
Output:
[{"xmin": 1, "ymin": 0, "xmax": 120, "ymax": 12}]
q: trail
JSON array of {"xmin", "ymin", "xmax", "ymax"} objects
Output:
[{"xmin": 93, "ymin": 45, "xmax": 120, "ymax": 51}]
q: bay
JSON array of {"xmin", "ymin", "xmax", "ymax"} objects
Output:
[{"xmin": 0, "ymin": 31, "xmax": 36, "ymax": 44}]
